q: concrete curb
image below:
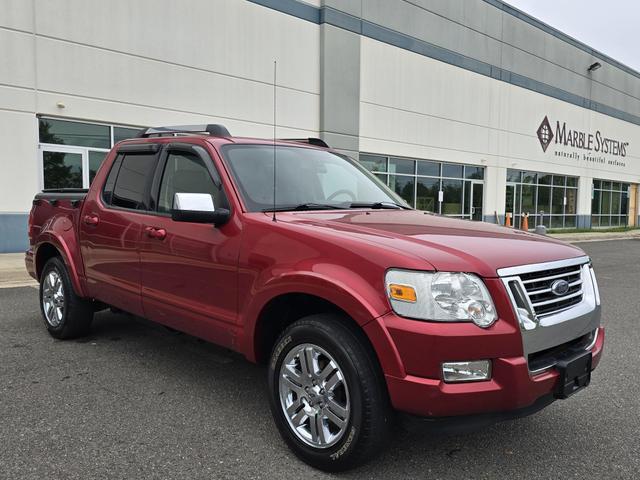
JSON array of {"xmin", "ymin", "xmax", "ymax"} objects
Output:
[{"xmin": 549, "ymin": 231, "xmax": 640, "ymax": 243}]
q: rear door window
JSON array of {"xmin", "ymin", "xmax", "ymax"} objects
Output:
[
  {"xmin": 102, "ymin": 154, "xmax": 123, "ymax": 205},
  {"xmin": 109, "ymin": 153, "xmax": 158, "ymax": 210}
]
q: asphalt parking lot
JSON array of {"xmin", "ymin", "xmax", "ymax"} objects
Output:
[{"xmin": 1, "ymin": 239, "xmax": 639, "ymax": 479}]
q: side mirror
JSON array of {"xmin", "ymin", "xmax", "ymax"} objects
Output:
[{"xmin": 171, "ymin": 192, "xmax": 230, "ymax": 226}]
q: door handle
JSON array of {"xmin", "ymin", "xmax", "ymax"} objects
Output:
[
  {"xmin": 83, "ymin": 214, "xmax": 99, "ymax": 226},
  {"xmin": 145, "ymin": 226, "xmax": 166, "ymax": 240},
  {"xmin": 153, "ymin": 228, "xmax": 166, "ymax": 240}
]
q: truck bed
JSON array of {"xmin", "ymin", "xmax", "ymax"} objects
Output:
[
  {"xmin": 35, "ymin": 188, "xmax": 89, "ymax": 202},
  {"xmin": 29, "ymin": 189, "xmax": 88, "ymax": 253}
]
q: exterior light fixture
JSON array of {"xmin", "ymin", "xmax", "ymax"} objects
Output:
[{"xmin": 588, "ymin": 62, "xmax": 602, "ymax": 72}]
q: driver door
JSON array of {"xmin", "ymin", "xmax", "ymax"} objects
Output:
[{"xmin": 138, "ymin": 143, "xmax": 241, "ymax": 348}]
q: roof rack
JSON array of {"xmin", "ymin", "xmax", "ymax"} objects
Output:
[
  {"xmin": 280, "ymin": 138, "xmax": 330, "ymax": 148},
  {"xmin": 137, "ymin": 124, "xmax": 231, "ymax": 138}
]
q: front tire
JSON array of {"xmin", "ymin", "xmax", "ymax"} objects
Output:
[
  {"xmin": 268, "ymin": 314, "xmax": 391, "ymax": 471},
  {"xmin": 39, "ymin": 257, "xmax": 93, "ymax": 339}
]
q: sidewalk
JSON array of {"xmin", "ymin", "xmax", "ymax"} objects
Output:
[
  {"xmin": 548, "ymin": 229, "xmax": 640, "ymax": 243},
  {"xmin": 0, "ymin": 253, "xmax": 37, "ymax": 288}
]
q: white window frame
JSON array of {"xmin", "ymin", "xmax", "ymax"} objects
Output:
[
  {"xmin": 37, "ymin": 116, "xmax": 143, "ymax": 190},
  {"xmin": 38, "ymin": 143, "xmax": 110, "ymax": 190}
]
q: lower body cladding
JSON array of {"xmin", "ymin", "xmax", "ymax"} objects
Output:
[{"xmin": 371, "ymin": 314, "xmax": 604, "ymax": 419}]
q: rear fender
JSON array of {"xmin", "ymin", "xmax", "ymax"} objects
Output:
[{"xmin": 35, "ymin": 218, "xmax": 87, "ymax": 297}]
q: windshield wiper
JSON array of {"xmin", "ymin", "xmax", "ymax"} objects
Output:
[
  {"xmin": 292, "ymin": 203, "xmax": 345, "ymax": 211},
  {"xmin": 262, "ymin": 203, "xmax": 345, "ymax": 212},
  {"xmin": 348, "ymin": 202, "xmax": 410, "ymax": 210}
]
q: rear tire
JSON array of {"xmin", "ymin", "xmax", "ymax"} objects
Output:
[
  {"xmin": 39, "ymin": 257, "xmax": 93, "ymax": 339},
  {"xmin": 268, "ymin": 314, "xmax": 391, "ymax": 471}
]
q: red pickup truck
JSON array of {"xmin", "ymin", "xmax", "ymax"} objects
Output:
[{"xmin": 26, "ymin": 124, "xmax": 603, "ymax": 471}]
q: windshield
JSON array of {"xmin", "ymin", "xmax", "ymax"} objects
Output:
[{"xmin": 221, "ymin": 145, "xmax": 409, "ymax": 212}]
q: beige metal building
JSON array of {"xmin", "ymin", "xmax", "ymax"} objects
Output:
[{"xmin": 1, "ymin": 0, "xmax": 639, "ymax": 252}]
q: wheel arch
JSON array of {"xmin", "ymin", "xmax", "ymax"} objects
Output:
[
  {"xmin": 248, "ymin": 290, "xmax": 405, "ymax": 381},
  {"xmin": 34, "ymin": 239, "xmax": 86, "ymax": 297},
  {"xmin": 252, "ymin": 292, "xmax": 357, "ymax": 364}
]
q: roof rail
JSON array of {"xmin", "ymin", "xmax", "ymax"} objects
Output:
[
  {"xmin": 280, "ymin": 138, "xmax": 330, "ymax": 148},
  {"xmin": 137, "ymin": 124, "xmax": 231, "ymax": 138}
]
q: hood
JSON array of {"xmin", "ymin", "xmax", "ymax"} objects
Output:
[{"xmin": 273, "ymin": 210, "xmax": 586, "ymax": 277}]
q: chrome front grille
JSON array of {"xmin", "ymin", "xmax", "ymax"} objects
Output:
[
  {"xmin": 498, "ymin": 256, "xmax": 601, "ymax": 373},
  {"xmin": 519, "ymin": 264, "xmax": 584, "ymax": 317}
]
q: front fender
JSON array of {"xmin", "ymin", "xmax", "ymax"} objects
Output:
[{"xmin": 238, "ymin": 267, "xmax": 408, "ymax": 378}]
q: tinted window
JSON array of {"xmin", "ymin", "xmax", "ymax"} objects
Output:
[
  {"xmin": 102, "ymin": 154, "xmax": 123, "ymax": 204},
  {"xmin": 43, "ymin": 151, "xmax": 83, "ymax": 189},
  {"xmin": 388, "ymin": 175, "xmax": 415, "ymax": 207},
  {"xmin": 114, "ymin": 126, "xmax": 142, "ymax": 144},
  {"xmin": 389, "ymin": 157, "xmax": 414, "ymax": 175},
  {"xmin": 359, "ymin": 154, "xmax": 387, "ymax": 173},
  {"xmin": 464, "ymin": 166, "xmax": 484, "ymax": 180},
  {"xmin": 110, "ymin": 153, "xmax": 157, "ymax": 210},
  {"xmin": 506, "ymin": 169, "xmax": 521, "ymax": 182},
  {"xmin": 442, "ymin": 163, "xmax": 463, "ymax": 178},
  {"xmin": 157, "ymin": 151, "xmax": 222, "ymax": 213},
  {"xmin": 522, "ymin": 171, "xmax": 537, "ymax": 184},
  {"xmin": 89, "ymin": 150, "xmax": 107, "ymax": 184},
  {"xmin": 39, "ymin": 118, "xmax": 110, "ymax": 149},
  {"xmin": 417, "ymin": 160, "xmax": 440, "ymax": 177}
]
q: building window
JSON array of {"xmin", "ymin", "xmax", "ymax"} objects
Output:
[
  {"xmin": 39, "ymin": 117, "xmax": 143, "ymax": 190},
  {"xmin": 359, "ymin": 153, "xmax": 485, "ymax": 221},
  {"xmin": 113, "ymin": 126, "xmax": 143, "ymax": 144},
  {"xmin": 42, "ymin": 151, "xmax": 83, "ymax": 189},
  {"xmin": 592, "ymin": 180, "xmax": 630, "ymax": 227},
  {"xmin": 505, "ymin": 169, "xmax": 578, "ymax": 229},
  {"xmin": 39, "ymin": 118, "xmax": 111, "ymax": 149}
]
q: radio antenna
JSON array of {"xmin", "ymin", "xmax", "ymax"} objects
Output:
[{"xmin": 272, "ymin": 60, "xmax": 277, "ymax": 222}]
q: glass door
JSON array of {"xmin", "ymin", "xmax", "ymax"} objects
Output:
[
  {"xmin": 39, "ymin": 145, "xmax": 109, "ymax": 189},
  {"xmin": 470, "ymin": 182, "xmax": 483, "ymax": 221},
  {"xmin": 505, "ymin": 183, "xmax": 521, "ymax": 228}
]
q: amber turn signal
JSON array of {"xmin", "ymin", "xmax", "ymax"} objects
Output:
[{"xmin": 388, "ymin": 284, "xmax": 417, "ymax": 303}]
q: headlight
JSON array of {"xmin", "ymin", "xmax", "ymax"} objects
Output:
[{"xmin": 385, "ymin": 270, "xmax": 497, "ymax": 328}]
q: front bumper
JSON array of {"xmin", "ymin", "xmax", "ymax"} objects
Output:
[{"xmin": 379, "ymin": 312, "xmax": 604, "ymax": 418}]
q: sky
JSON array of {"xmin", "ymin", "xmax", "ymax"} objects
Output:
[{"xmin": 504, "ymin": 0, "xmax": 640, "ymax": 72}]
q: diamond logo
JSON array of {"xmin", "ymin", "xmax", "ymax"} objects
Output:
[{"xmin": 537, "ymin": 116, "xmax": 554, "ymax": 152}]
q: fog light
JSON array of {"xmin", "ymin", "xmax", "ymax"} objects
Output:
[{"xmin": 442, "ymin": 360, "xmax": 491, "ymax": 383}]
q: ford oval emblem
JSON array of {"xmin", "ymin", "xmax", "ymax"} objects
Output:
[{"xmin": 550, "ymin": 279, "xmax": 570, "ymax": 296}]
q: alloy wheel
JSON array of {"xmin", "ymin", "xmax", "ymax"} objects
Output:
[
  {"xmin": 278, "ymin": 343, "xmax": 351, "ymax": 449},
  {"xmin": 42, "ymin": 270, "xmax": 65, "ymax": 327}
]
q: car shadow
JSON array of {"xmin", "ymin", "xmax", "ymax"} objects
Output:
[{"xmin": 81, "ymin": 310, "xmax": 595, "ymax": 479}]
